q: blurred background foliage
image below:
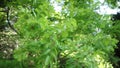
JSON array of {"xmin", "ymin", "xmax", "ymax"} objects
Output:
[{"xmin": 0, "ymin": 0, "xmax": 120, "ymax": 68}]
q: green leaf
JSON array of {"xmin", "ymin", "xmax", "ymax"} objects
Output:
[{"xmin": 45, "ymin": 56, "xmax": 50, "ymax": 66}]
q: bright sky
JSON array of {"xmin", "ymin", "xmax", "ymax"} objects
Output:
[
  {"xmin": 51, "ymin": 0, "xmax": 120, "ymax": 14},
  {"xmin": 97, "ymin": 0, "xmax": 120, "ymax": 14},
  {"xmin": 50, "ymin": 0, "xmax": 62, "ymax": 12},
  {"xmin": 96, "ymin": 5, "xmax": 119, "ymax": 14}
]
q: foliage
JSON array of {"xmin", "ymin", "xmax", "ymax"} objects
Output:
[
  {"xmin": 0, "ymin": 60, "xmax": 22, "ymax": 68},
  {"xmin": 0, "ymin": 0, "xmax": 120, "ymax": 68}
]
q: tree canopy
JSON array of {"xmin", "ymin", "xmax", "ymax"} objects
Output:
[{"xmin": 0, "ymin": 0, "xmax": 120, "ymax": 68}]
